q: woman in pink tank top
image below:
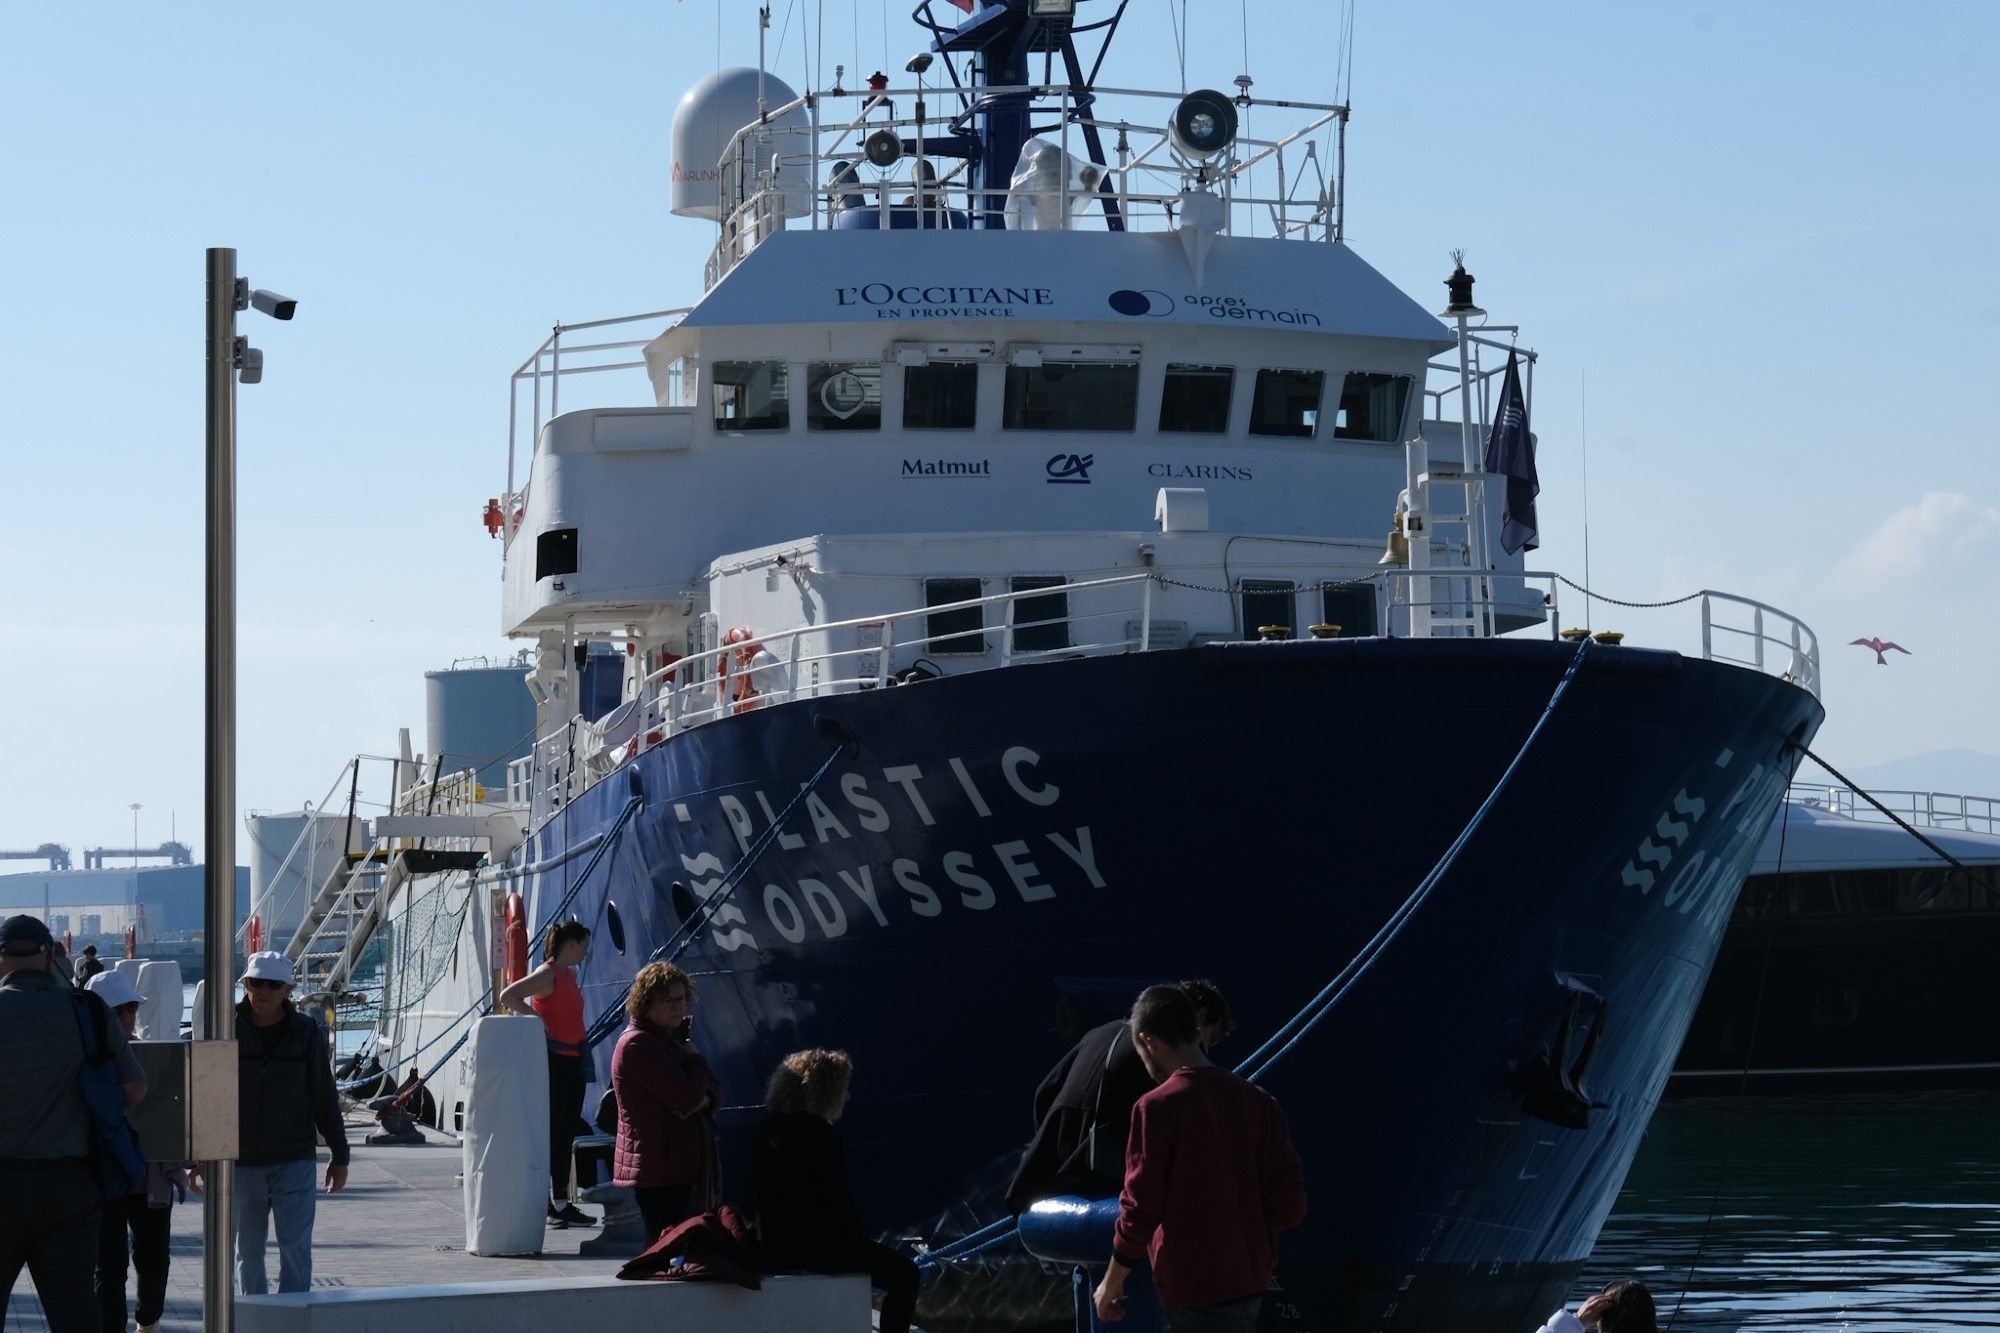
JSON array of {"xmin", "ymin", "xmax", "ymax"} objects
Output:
[{"xmin": 499, "ymin": 920, "xmax": 594, "ymax": 1226}]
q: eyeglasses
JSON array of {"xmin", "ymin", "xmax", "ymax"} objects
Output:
[{"xmin": 244, "ymin": 978, "xmax": 288, "ymax": 991}]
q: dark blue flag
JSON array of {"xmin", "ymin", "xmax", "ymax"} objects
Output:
[{"xmin": 1482, "ymin": 350, "xmax": 1538, "ymax": 554}]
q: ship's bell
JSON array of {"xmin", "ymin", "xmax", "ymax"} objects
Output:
[{"xmin": 1378, "ymin": 512, "xmax": 1410, "ymax": 567}]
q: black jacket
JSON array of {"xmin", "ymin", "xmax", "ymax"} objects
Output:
[
  {"xmin": 235, "ymin": 1000, "xmax": 350, "ymax": 1167},
  {"xmin": 749, "ymin": 1111, "xmax": 868, "ymax": 1269},
  {"xmin": 1003, "ymin": 1018, "xmax": 1154, "ymax": 1213}
]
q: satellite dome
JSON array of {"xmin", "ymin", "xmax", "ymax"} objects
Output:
[{"xmin": 672, "ymin": 67, "xmax": 812, "ymax": 222}]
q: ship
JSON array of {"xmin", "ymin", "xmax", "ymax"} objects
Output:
[
  {"xmin": 259, "ymin": 2, "xmax": 1827, "ymax": 1327},
  {"xmin": 1675, "ymin": 781, "xmax": 2000, "ymax": 1089}
]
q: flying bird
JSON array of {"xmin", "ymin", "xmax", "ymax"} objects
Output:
[{"xmin": 1849, "ymin": 637, "xmax": 1911, "ymax": 666}]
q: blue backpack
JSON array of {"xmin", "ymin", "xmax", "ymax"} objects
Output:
[{"xmin": 71, "ymin": 991, "xmax": 148, "ymax": 1198}]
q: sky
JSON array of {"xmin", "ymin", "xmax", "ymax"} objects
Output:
[{"xmin": 4, "ymin": 0, "xmax": 1997, "ymax": 863}]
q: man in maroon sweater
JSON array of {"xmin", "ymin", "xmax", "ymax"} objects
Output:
[{"xmin": 1094, "ymin": 986, "xmax": 1306, "ymax": 1330}]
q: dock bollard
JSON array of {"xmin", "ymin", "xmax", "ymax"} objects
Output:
[{"xmin": 1017, "ymin": 1196, "xmax": 1163, "ymax": 1333}]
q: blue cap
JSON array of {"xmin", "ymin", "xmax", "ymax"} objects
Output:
[{"xmin": 0, "ymin": 914, "xmax": 55, "ymax": 955}]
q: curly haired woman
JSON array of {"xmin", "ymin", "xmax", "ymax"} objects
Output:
[
  {"xmin": 609, "ymin": 961, "xmax": 724, "ymax": 1242},
  {"xmin": 750, "ymin": 1049, "xmax": 919, "ymax": 1333}
]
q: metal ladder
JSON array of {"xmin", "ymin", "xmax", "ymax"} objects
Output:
[
  {"xmin": 282, "ymin": 837, "xmax": 408, "ymax": 997},
  {"xmin": 1404, "ymin": 455, "xmax": 1494, "ymax": 638}
]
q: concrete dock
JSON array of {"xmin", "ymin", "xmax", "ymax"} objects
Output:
[{"xmin": 4, "ymin": 1112, "xmax": 636, "ymax": 1331}]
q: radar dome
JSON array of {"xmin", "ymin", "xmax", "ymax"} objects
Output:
[{"xmin": 672, "ymin": 67, "xmax": 812, "ymax": 221}]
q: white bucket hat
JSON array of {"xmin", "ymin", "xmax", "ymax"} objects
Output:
[
  {"xmin": 240, "ymin": 950, "xmax": 295, "ymax": 986},
  {"xmin": 85, "ymin": 971, "xmax": 145, "ymax": 1008}
]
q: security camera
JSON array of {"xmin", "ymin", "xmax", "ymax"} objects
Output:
[
  {"xmin": 250, "ymin": 289, "xmax": 298, "ymax": 320},
  {"xmin": 235, "ymin": 339, "xmax": 264, "ymax": 385}
]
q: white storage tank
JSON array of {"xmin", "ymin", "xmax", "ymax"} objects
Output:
[
  {"xmin": 426, "ymin": 658, "xmax": 539, "ymax": 791},
  {"xmin": 245, "ymin": 808, "xmax": 364, "ymax": 951},
  {"xmin": 671, "ymin": 66, "xmax": 812, "ymax": 220}
]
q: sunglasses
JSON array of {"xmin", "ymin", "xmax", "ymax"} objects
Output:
[{"xmin": 244, "ymin": 978, "xmax": 288, "ymax": 991}]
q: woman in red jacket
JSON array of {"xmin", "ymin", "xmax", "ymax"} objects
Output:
[
  {"xmin": 498, "ymin": 920, "xmax": 595, "ymax": 1227},
  {"xmin": 611, "ymin": 961, "xmax": 723, "ymax": 1241}
]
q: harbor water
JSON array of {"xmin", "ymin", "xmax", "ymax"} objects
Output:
[{"xmin": 1569, "ymin": 1092, "xmax": 2000, "ymax": 1330}]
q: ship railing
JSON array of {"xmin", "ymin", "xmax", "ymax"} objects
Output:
[
  {"xmin": 239, "ymin": 754, "xmax": 394, "ymax": 952},
  {"xmin": 392, "ymin": 767, "xmax": 485, "ymax": 820},
  {"xmin": 649, "ymin": 570, "xmax": 1160, "ymax": 729},
  {"xmin": 1698, "ymin": 590, "xmax": 1820, "ymax": 697},
  {"xmin": 515, "ymin": 568, "xmax": 1821, "ymax": 821},
  {"xmin": 705, "ymin": 80, "xmax": 1348, "ymax": 284},
  {"xmin": 1378, "ymin": 570, "xmax": 1822, "ymax": 698},
  {"xmin": 1785, "ymin": 783, "xmax": 2000, "ymax": 837},
  {"xmin": 1425, "ymin": 331, "xmax": 1538, "ymax": 439},
  {"xmin": 501, "ymin": 309, "xmax": 692, "ymax": 545}
]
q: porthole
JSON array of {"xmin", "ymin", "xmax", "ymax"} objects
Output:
[{"xmin": 669, "ymin": 880, "xmax": 700, "ymax": 929}]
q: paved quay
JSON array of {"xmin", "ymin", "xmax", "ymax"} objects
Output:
[{"xmin": 4, "ymin": 1113, "xmax": 633, "ymax": 1331}]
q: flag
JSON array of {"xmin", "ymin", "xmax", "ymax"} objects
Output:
[
  {"xmin": 946, "ymin": 0, "xmax": 975, "ymax": 11},
  {"xmin": 1482, "ymin": 350, "xmax": 1538, "ymax": 554}
]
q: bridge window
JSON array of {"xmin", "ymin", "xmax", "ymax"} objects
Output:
[
  {"xmin": 1159, "ymin": 364, "xmax": 1233, "ymax": 433},
  {"xmin": 1248, "ymin": 369, "xmax": 1323, "ymax": 437},
  {"xmin": 1239, "ymin": 580, "xmax": 1295, "ymax": 639},
  {"xmin": 904, "ymin": 361, "xmax": 979, "ymax": 430},
  {"xmin": 1319, "ymin": 586, "xmax": 1378, "ymax": 637},
  {"xmin": 924, "ymin": 578, "xmax": 987, "ymax": 655},
  {"xmin": 1004, "ymin": 359, "xmax": 1139, "ymax": 431},
  {"xmin": 711, "ymin": 360, "xmax": 789, "ymax": 432},
  {"xmin": 1008, "ymin": 576, "xmax": 1070, "ymax": 652},
  {"xmin": 806, "ymin": 362, "xmax": 882, "ymax": 431},
  {"xmin": 1335, "ymin": 372, "xmax": 1412, "ymax": 442}
]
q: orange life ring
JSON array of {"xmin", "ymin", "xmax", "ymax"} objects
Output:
[
  {"xmin": 716, "ymin": 627, "xmax": 760, "ymax": 710},
  {"xmin": 246, "ymin": 915, "xmax": 263, "ymax": 955},
  {"xmin": 501, "ymin": 892, "xmax": 530, "ymax": 992}
]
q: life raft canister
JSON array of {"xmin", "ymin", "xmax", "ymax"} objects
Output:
[{"xmin": 501, "ymin": 892, "xmax": 530, "ymax": 995}]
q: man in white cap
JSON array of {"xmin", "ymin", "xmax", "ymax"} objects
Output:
[
  {"xmin": 0, "ymin": 914, "xmax": 146, "ymax": 1333},
  {"xmin": 227, "ymin": 951, "xmax": 351, "ymax": 1294}
]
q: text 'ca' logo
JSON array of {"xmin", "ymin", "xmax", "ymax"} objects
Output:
[{"xmin": 1046, "ymin": 453, "xmax": 1094, "ymax": 484}]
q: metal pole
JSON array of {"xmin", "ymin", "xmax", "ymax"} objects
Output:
[{"xmin": 203, "ymin": 245, "xmax": 238, "ymax": 1333}]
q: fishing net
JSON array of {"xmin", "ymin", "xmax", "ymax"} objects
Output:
[{"xmin": 374, "ymin": 869, "xmax": 476, "ymax": 1022}]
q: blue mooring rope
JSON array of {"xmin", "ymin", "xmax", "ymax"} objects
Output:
[
  {"xmin": 1234, "ymin": 636, "xmax": 1593, "ymax": 1082},
  {"xmin": 579, "ymin": 738, "xmax": 856, "ymax": 1054},
  {"xmin": 338, "ymin": 786, "xmax": 645, "ymax": 1096},
  {"xmin": 916, "ymin": 638, "xmax": 1594, "ymax": 1270}
]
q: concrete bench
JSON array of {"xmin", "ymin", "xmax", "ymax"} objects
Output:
[{"xmin": 237, "ymin": 1272, "xmax": 869, "ymax": 1332}]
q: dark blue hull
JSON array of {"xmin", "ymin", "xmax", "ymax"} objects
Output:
[{"xmin": 521, "ymin": 638, "xmax": 1819, "ymax": 1330}]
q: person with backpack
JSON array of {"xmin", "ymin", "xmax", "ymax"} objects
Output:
[
  {"xmin": 85, "ymin": 970, "xmax": 191, "ymax": 1333},
  {"xmin": 0, "ymin": 915, "xmax": 147, "ymax": 1333}
]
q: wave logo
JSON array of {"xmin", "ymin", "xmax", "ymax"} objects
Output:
[
  {"xmin": 1046, "ymin": 453, "xmax": 1094, "ymax": 484},
  {"xmin": 1107, "ymin": 288, "xmax": 1174, "ymax": 317}
]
